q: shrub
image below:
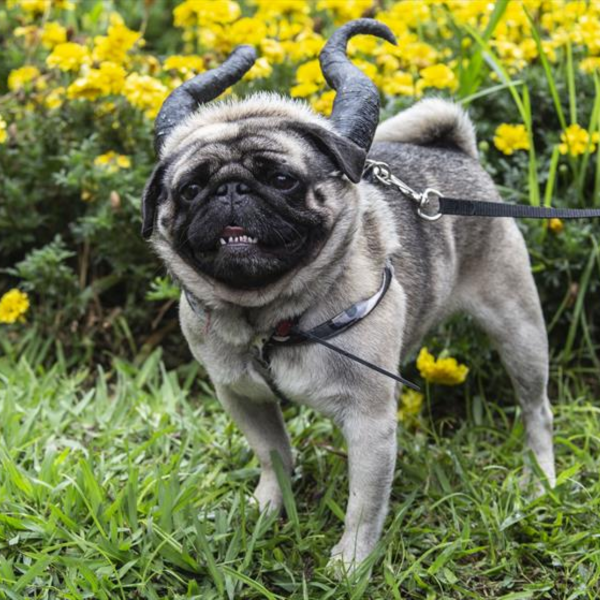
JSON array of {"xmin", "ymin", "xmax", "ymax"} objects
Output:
[{"xmin": 0, "ymin": 0, "xmax": 598, "ymax": 370}]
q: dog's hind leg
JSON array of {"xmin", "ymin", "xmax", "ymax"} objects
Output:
[
  {"xmin": 216, "ymin": 385, "xmax": 294, "ymax": 513},
  {"xmin": 459, "ymin": 222, "xmax": 556, "ymax": 488}
]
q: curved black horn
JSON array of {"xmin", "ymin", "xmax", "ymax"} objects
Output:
[
  {"xmin": 154, "ymin": 45, "xmax": 257, "ymax": 153},
  {"xmin": 319, "ymin": 19, "xmax": 396, "ymax": 152}
]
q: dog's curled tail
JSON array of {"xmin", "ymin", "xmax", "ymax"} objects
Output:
[{"xmin": 373, "ymin": 98, "xmax": 478, "ymax": 159}]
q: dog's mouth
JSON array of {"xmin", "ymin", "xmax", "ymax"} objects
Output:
[
  {"xmin": 213, "ymin": 225, "xmax": 307, "ymax": 254},
  {"xmin": 181, "ymin": 220, "xmax": 324, "ymax": 289},
  {"xmin": 218, "ymin": 226, "xmax": 259, "ymax": 248}
]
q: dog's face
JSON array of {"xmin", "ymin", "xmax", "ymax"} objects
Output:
[
  {"xmin": 144, "ymin": 100, "xmax": 367, "ymax": 292},
  {"xmin": 144, "ymin": 22, "xmax": 396, "ymax": 300}
]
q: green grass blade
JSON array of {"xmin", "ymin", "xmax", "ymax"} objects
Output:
[
  {"xmin": 271, "ymin": 449, "xmax": 301, "ymax": 543},
  {"xmin": 563, "ymin": 239, "xmax": 598, "ymax": 361},
  {"xmin": 566, "ymin": 40, "xmax": 577, "ymax": 125},
  {"xmin": 525, "ymin": 8, "xmax": 567, "ymax": 130},
  {"xmin": 457, "ymin": 0, "xmax": 510, "ymax": 98},
  {"xmin": 544, "ymin": 145, "xmax": 561, "ymax": 207}
]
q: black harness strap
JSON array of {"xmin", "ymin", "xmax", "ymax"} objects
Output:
[
  {"xmin": 259, "ymin": 262, "xmax": 420, "ymax": 392},
  {"xmin": 182, "ymin": 262, "xmax": 420, "ymax": 402}
]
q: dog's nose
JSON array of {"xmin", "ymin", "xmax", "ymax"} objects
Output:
[{"xmin": 215, "ymin": 181, "xmax": 250, "ymax": 197}]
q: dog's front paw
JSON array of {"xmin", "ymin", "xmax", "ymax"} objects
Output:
[
  {"xmin": 327, "ymin": 537, "xmax": 373, "ymax": 579},
  {"xmin": 250, "ymin": 477, "xmax": 283, "ymax": 514},
  {"xmin": 519, "ymin": 467, "xmax": 555, "ymax": 499}
]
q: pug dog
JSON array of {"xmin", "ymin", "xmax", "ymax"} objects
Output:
[{"xmin": 142, "ymin": 19, "xmax": 555, "ymax": 573}]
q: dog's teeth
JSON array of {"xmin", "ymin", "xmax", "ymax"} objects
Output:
[
  {"xmin": 220, "ymin": 238, "xmax": 226, "ymax": 246},
  {"xmin": 228, "ymin": 237, "xmax": 234, "ymax": 243}
]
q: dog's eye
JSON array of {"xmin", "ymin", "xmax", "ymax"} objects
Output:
[
  {"xmin": 180, "ymin": 183, "xmax": 201, "ymax": 202},
  {"xmin": 269, "ymin": 172, "xmax": 299, "ymax": 191}
]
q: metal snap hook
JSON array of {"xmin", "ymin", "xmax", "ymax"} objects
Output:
[{"xmin": 417, "ymin": 188, "xmax": 443, "ymax": 222}]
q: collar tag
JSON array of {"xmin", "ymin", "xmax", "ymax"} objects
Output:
[{"xmin": 273, "ymin": 319, "xmax": 296, "ymax": 341}]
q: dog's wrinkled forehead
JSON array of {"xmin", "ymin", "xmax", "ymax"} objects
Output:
[
  {"xmin": 165, "ymin": 118, "xmax": 312, "ymax": 185},
  {"xmin": 159, "ymin": 93, "xmax": 333, "ymax": 157}
]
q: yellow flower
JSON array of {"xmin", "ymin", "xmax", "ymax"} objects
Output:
[
  {"xmin": 380, "ymin": 70, "xmax": 415, "ymax": 96},
  {"xmin": 8, "ymin": 0, "xmax": 74, "ymax": 12},
  {"xmin": 282, "ymin": 31, "xmax": 324, "ymax": 61},
  {"xmin": 163, "ymin": 55, "xmax": 205, "ymax": 76},
  {"xmin": 0, "ymin": 289, "xmax": 30, "ymax": 324},
  {"xmin": 8, "ymin": 0, "xmax": 46, "ymax": 14},
  {"xmin": 93, "ymin": 15, "xmax": 141, "ymax": 64},
  {"xmin": 317, "ymin": 0, "xmax": 373, "ymax": 23},
  {"xmin": 41, "ymin": 22, "xmax": 67, "ymax": 49},
  {"xmin": 46, "ymin": 42, "xmax": 90, "ymax": 72},
  {"xmin": 173, "ymin": 0, "xmax": 241, "ymax": 27},
  {"xmin": 260, "ymin": 39, "xmax": 286, "ymax": 64},
  {"xmin": 94, "ymin": 151, "xmax": 131, "ymax": 173},
  {"xmin": 559, "ymin": 124, "xmax": 600, "ymax": 156},
  {"xmin": 45, "ymin": 86, "xmax": 65, "ymax": 109},
  {"xmin": 548, "ymin": 218, "xmax": 564, "ymax": 234},
  {"xmin": 67, "ymin": 62, "xmax": 126, "ymax": 101},
  {"xmin": 244, "ymin": 57, "xmax": 273, "ymax": 81},
  {"xmin": 398, "ymin": 41, "xmax": 438, "ymax": 69},
  {"xmin": 122, "ymin": 73, "xmax": 169, "ymax": 119},
  {"xmin": 417, "ymin": 347, "xmax": 469, "ymax": 386},
  {"xmin": 8, "ymin": 66, "xmax": 40, "ymax": 91},
  {"xmin": 310, "ymin": 90, "xmax": 335, "ymax": 116},
  {"xmin": 417, "ymin": 63, "xmax": 457, "ymax": 92},
  {"xmin": 493, "ymin": 123, "xmax": 530, "ymax": 155},
  {"xmin": 228, "ymin": 17, "xmax": 268, "ymax": 48},
  {"xmin": 397, "ymin": 389, "xmax": 424, "ymax": 424},
  {"xmin": 580, "ymin": 57, "xmax": 600, "ymax": 74},
  {"xmin": 0, "ymin": 116, "xmax": 7, "ymax": 144},
  {"xmin": 291, "ymin": 59, "xmax": 325, "ymax": 98},
  {"xmin": 253, "ymin": 0, "xmax": 310, "ymax": 18}
]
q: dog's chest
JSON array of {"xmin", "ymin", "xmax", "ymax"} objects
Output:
[
  {"xmin": 208, "ymin": 339, "xmax": 341, "ymax": 407},
  {"xmin": 180, "ymin": 305, "xmax": 343, "ymax": 408}
]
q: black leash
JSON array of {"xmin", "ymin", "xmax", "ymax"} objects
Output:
[
  {"xmin": 363, "ymin": 159, "xmax": 600, "ymax": 222},
  {"xmin": 438, "ymin": 197, "xmax": 600, "ymax": 219}
]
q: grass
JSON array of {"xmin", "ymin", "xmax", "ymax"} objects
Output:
[{"xmin": 1, "ymin": 341, "xmax": 600, "ymax": 599}]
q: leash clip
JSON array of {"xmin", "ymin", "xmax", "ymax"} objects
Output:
[
  {"xmin": 364, "ymin": 159, "xmax": 439, "ymax": 214},
  {"xmin": 417, "ymin": 188, "xmax": 443, "ymax": 222}
]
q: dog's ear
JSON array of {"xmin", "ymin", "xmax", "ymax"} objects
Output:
[
  {"xmin": 292, "ymin": 123, "xmax": 367, "ymax": 184},
  {"xmin": 141, "ymin": 163, "xmax": 166, "ymax": 239}
]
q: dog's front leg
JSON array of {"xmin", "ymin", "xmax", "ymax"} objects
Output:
[
  {"xmin": 329, "ymin": 396, "xmax": 397, "ymax": 574},
  {"xmin": 216, "ymin": 385, "xmax": 293, "ymax": 513}
]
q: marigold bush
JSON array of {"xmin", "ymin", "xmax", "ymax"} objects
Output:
[{"xmin": 0, "ymin": 0, "xmax": 598, "ymax": 374}]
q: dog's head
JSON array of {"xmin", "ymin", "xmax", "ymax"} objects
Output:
[{"xmin": 143, "ymin": 20, "xmax": 396, "ymax": 301}]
